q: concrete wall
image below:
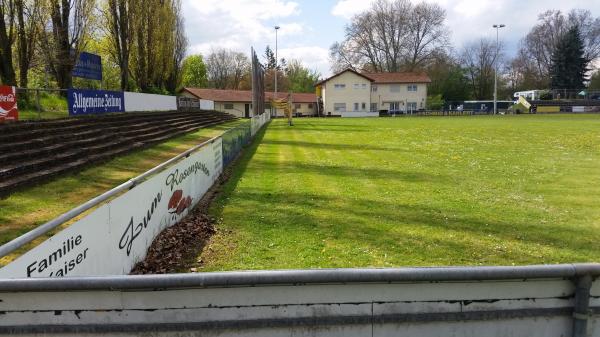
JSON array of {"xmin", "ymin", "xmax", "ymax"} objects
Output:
[
  {"xmin": 0, "ymin": 266, "xmax": 597, "ymax": 336},
  {"xmin": 322, "ymin": 71, "xmax": 372, "ymax": 115}
]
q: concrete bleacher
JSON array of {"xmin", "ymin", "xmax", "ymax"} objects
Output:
[{"xmin": 0, "ymin": 110, "xmax": 236, "ymax": 195}]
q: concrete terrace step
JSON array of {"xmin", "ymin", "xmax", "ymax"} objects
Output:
[
  {"xmin": 0, "ymin": 114, "xmax": 224, "ymax": 154},
  {"xmin": 0, "ymin": 111, "xmax": 236, "ymax": 195},
  {"xmin": 0, "ymin": 111, "xmax": 221, "ymax": 144},
  {"xmin": 0, "ymin": 115, "xmax": 230, "ymax": 165}
]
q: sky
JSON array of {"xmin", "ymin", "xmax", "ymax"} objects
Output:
[{"xmin": 182, "ymin": 0, "xmax": 600, "ymax": 77}]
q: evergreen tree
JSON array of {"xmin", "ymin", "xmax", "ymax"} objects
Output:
[{"xmin": 550, "ymin": 25, "xmax": 590, "ymax": 90}]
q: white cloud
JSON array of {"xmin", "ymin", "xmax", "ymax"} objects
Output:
[
  {"xmin": 331, "ymin": 0, "xmax": 375, "ymax": 19},
  {"xmin": 279, "ymin": 46, "xmax": 331, "ymax": 76},
  {"xmin": 184, "ymin": 0, "xmax": 303, "ymax": 55}
]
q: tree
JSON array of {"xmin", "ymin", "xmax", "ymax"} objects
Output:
[
  {"xmin": 164, "ymin": 0, "xmax": 187, "ymax": 93},
  {"xmin": 329, "ymin": 0, "xmax": 449, "ymax": 72},
  {"xmin": 205, "ymin": 48, "xmax": 249, "ymax": 89},
  {"xmin": 518, "ymin": 9, "xmax": 600, "ymax": 87},
  {"xmin": 104, "ymin": 0, "xmax": 133, "ymax": 90},
  {"xmin": 0, "ymin": 0, "xmax": 17, "ymax": 85},
  {"xmin": 426, "ymin": 54, "xmax": 470, "ymax": 101},
  {"xmin": 15, "ymin": 0, "xmax": 41, "ymax": 88},
  {"xmin": 589, "ymin": 70, "xmax": 600, "ymax": 90},
  {"xmin": 460, "ymin": 39, "xmax": 503, "ymax": 100},
  {"xmin": 39, "ymin": 0, "xmax": 96, "ymax": 90},
  {"xmin": 405, "ymin": 2, "xmax": 449, "ymax": 71},
  {"xmin": 550, "ymin": 25, "xmax": 589, "ymax": 90},
  {"xmin": 181, "ymin": 54, "xmax": 207, "ymax": 88},
  {"xmin": 285, "ymin": 60, "xmax": 320, "ymax": 93}
]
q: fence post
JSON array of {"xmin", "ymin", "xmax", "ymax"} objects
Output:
[
  {"xmin": 572, "ymin": 274, "xmax": 592, "ymax": 337},
  {"xmin": 35, "ymin": 89, "xmax": 41, "ymax": 120}
]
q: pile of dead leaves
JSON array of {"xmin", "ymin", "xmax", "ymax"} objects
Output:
[{"xmin": 130, "ymin": 209, "xmax": 216, "ymax": 274}]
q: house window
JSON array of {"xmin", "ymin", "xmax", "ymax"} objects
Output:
[
  {"xmin": 407, "ymin": 85, "xmax": 418, "ymax": 92},
  {"xmin": 224, "ymin": 103, "xmax": 234, "ymax": 110},
  {"xmin": 308, "ymin": 103, "xmax": 313, "ymax": 109},
  {"xmin": 372, "ymin": 85, "xmax": 378, "ymax": 92},
  {"xmin": 334, "ymin": 84, "xmax": 346, "ymax": 90},
  {"xmin": 389, "ymin": 102, "xmax": 400, "ymax": 111},
  {"xmin": 390, "ymin": 85, "xmax": 401, "ymax": 93},
  {"xmin": 295, "ymin": 103, "xmax": 301, "ymax": 109},
  {"xmin": 362, "ymin": 83, "xmax": 367, "ymax": 89},
  {"xmin": 371, "ymin": 103, "xmax": 378, "ymax": 111},
  {"xmin": 334, "ymin": 103, "xmax": 346, "ymax": 112},
  {"xmin": 408, "ymin": 102, "xmax": 418, "ymax": 112},
  {"xmin": 361, "ymin": 103, "xmax": 366, "ymax": 110},
  {"xmin": 354, "ymin": 103, "xmax": 359, "ymax": 111},
  {"xmin": 353, "ymin": 84, "xmax": 360, "ymax": 90}
]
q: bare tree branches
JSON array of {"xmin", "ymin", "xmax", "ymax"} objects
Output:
[
  {"xmin": 206, "ymin": 48, "xmax": 250, "ymax": 90},
  {"xmin": 460, "ymin": 39, "xmax": 503, "ymax": 100},
  {"xmin": 330, "ymin": 0, "xmax": 449, "ymax": 73}
]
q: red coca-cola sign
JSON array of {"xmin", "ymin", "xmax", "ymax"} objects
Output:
[{"xmin": 0, "ymin": 86, "xmax": 18, "ymax": 122}]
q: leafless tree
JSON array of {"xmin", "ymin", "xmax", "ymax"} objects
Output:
[
  {"xmin": 460, "ymin": 39, "xmax": 503, "ymax": 100},
  {"xmin": 405, "ymin": 2, "xmax": 449, "ymax": 70},
  {"xmin": 206, "ymin": 48, "xmax": 250, "ymax": 90},
  {"xmin": 330, "ymin": 0, "xmax": 449, "ymax": 73}
]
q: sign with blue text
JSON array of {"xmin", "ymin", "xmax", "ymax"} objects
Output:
[
  {"xmin": 68, "ymin": 89, "xmax": 125, "ymax": 116},
  {"xmin": 73, "ymin": 52, "xmax": 103, "ymax": 80}
]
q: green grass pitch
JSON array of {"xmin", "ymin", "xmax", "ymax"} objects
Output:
[{"xmin": 202, "ymin": 115, "xmax": 600, "ymax": 270}]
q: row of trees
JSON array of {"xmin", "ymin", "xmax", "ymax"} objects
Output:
[
  {"xmin": 330, "ymin": 0, "xmax": 600, "ymax": 102},
  {"xmin": 0, "ymin": 0, "xmax": 186, "ymax": 94},
  {"xmin": 180, "ymin": 46, "xmax": 320, "ymax": 94}
]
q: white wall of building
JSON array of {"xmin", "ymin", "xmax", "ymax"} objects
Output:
[{"xmin": 322, "ymin": 71, "xmax": 372, "ymax": 116}]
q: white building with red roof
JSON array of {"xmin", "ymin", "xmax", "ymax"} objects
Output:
[
  {"xmin": 181, "ymin": 88, "xmax": 318, "ymax": 118},
  {"xmin": 315, "ymin": 69, "xmax": 432, "ymax": 116}
]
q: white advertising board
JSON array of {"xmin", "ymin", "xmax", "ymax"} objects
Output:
[
  {"xmin": 200, "ymin": 99, "xmax": 215, "ymax": 110},
  {"xmin": 0, "ymin": 139, "xmax": 223, "ymax": 278},
  {"xmin": 124, "ymin": 92, "xmax": 177, "ymax": 112},
  {"xmin": 340, "ymin": 111, "xmax": 379, "ymax": 118}
]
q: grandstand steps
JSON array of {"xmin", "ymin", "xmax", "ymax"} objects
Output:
[{"xmin": 0, "ymin": 110, "xmax": 236, "ymax": 195}]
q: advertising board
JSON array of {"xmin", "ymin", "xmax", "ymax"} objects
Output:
[
  {"xmin": 68, "ymin": 89, "xmax": 125, "ymax": 116},
  {"xmin": 0, "ymin": 86, "xmax": 18, "ymax": 122}
]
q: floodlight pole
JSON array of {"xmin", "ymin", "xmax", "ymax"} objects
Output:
[
  {"xmin": 493, "ymin": 24, "xmax": 505, "ymax": 115},
  {"xmin": 274, "ymin": 26, "xmax": 280, "ymax": 117}
]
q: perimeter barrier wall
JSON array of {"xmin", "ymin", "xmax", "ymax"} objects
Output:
[
  {"xmin": 0, "ymin": 113, "xmax": 271, "ymax": 279},
  {"xmin": 0, "ymin": 265, "xmax": 597, "ymax": 336}
]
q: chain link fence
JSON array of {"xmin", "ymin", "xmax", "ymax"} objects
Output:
[{"xmin": 15, "ymin": 88, "xmax": 68, "ymax": 120}]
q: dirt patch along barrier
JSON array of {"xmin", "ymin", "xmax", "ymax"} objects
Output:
[{"xmin": 130, "ymin": 123, "xmax": 269, "ymax": 275}]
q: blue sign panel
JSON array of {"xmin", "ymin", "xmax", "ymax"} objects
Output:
[
  {"xmin": 72, "ymin": 52, "xmax": 102, "ymax": 80},
  {"xmin": 68, "ymin": 89, "xmax": 125, "ymax": 116}
]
